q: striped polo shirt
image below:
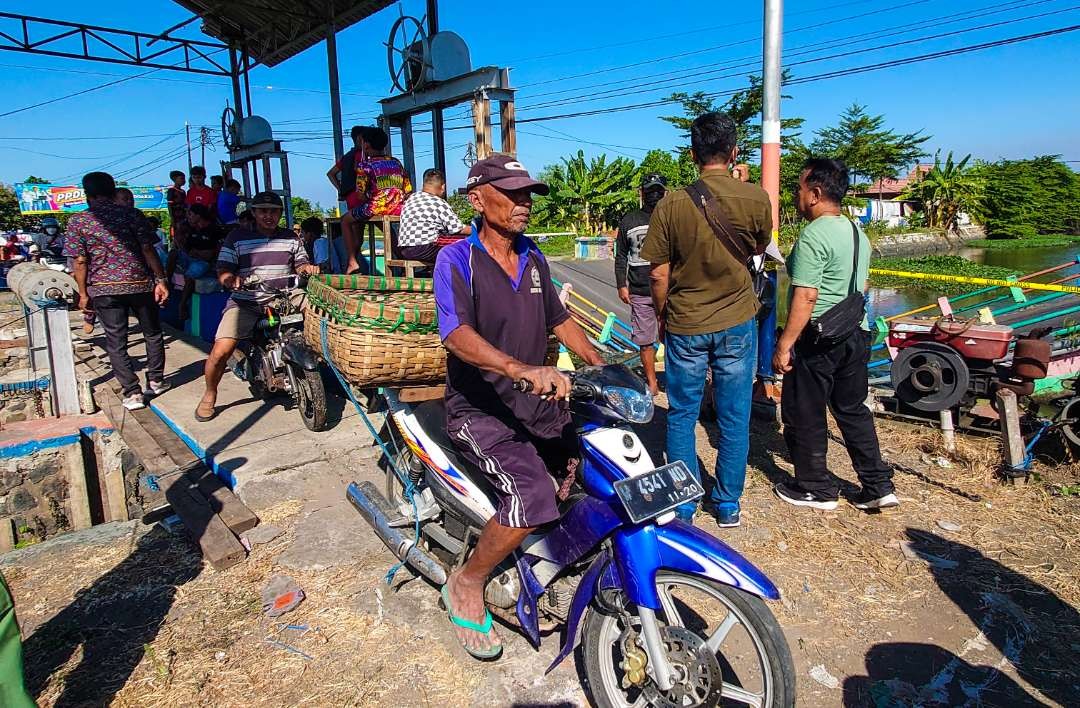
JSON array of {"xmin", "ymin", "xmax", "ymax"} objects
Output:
[{"xmin": 216, "ymin": 227, "xmax": 309, "ymax": 306}]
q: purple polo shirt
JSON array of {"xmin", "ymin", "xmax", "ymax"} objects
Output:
[{"xmin": 434, "ymin": 231, "xmax": 570, "ymax": 438}]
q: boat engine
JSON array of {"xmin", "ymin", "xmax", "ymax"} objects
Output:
[{"xmin": 888, "ymin": 316, "xmax": 1052, "ymax": 413}]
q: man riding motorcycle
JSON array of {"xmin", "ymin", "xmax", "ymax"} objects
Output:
[
  {"xmin": 36, "ymin": 217, "xmax": 65, "ymax": 260},
  {"xmin": 433, "ymin": 155, "xmax": 604, "ymax": 659}
]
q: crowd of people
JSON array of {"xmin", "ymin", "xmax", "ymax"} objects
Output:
[
  {"xmin": 48, "ymin": 114, "xmax": 896, "ymax": 661},
  {"xmin": 433, "ymin": 113, "xmax": 897, "ymax": 657}
]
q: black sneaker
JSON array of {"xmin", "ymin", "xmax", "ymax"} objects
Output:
[
  {"xmin": 773, "ymin": 482, "xmax": 839, "ymax": 510},
  {"xmin": 850, "ymin": 489, "xmax": 900, "ymax": 510}
]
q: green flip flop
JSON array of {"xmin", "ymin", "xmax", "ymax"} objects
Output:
[{"xmin": 440, "ymin": 584, "xmax": 502, "ymax": 660}]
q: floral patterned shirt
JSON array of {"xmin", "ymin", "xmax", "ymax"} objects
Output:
[
  {"xmin": 63, "ymin": 200, "xmax": 157, "ymax": 297},
  {"xmin": 353, "ymin": 155, "xmax": 413, "ymax": 219}
]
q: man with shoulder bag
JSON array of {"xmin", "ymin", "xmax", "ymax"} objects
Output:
[
  {"xmin": 772, "ymin": 158, "xmax": 898, "ymax": 512},
  {"xmin": 641, "ymin": 112, "xmax": 772, "ymax": 528}
]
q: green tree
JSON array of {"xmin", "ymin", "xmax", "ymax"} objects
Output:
[
  {"xmin": 289, "ymin": 196, "xmax": 324, "ymax": 225},
  {"xmin": 972, "ymin": 156, "xmax": 1080, "ymax": 238},
  {"xmin": 901, "ymin": 152, "xmax": 984, "ymax": 232},
  {"xmin": 637, "ymin": 149, "xmax": 698, "ymax": 189},
  {"xmin": 0, "ymin": 183, "xmax": 20, "ymax": 230},
  {"xmin": 661, "ymin": 72, "xmax": 804, "ymax": 162},
  {"xmin": 533, "ymin": 151, "xmax": 637, "ymax": 233},
  {"xmin": 811, "ymin": 103, "xmax": 929, "ymax": 196},
  {"xmin": 778, "ymin": 139, "xmax": 812, "ymax": 225},
  {"xmin": 447, "ymin": 192, "xmax": 475, "ymax": 226},
  {"xmin": 23, "ymin": 175, "xmax": 49, "ymax": 184}
]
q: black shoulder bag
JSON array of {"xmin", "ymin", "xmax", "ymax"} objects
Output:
[
  {"xmin": 806, "ymin": 220, "xmax": 866, "ymax": 345},
  {"xmin": 684, "ymin": 180, "xmax": 768, "ymax": 301}
]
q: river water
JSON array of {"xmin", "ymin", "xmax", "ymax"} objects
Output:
[{"xmin": 776, "ymin": 243, "xmax": 1080, "ymax": 323}]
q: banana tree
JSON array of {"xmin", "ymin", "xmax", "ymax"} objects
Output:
[{"xmin": 902, "ymin": 151, "xmax": 984, "ymax": 232}]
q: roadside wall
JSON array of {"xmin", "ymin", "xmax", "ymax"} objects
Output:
[
  {"xmin": 0, "ymin": 446, "xmax": 73, "ymax": 544},
  {"xmin": 871, "ymin": 224, "xmax": 986, "ymax": 257}
]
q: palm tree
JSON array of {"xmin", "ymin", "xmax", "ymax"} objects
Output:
[{"xmin": 902, "ymin": 151, "xmax": 984, "ymax": 233}]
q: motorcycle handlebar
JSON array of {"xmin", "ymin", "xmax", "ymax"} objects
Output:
[{"xmin": 512, "ymin": 372, "xmax": 593, "ymax": 401}]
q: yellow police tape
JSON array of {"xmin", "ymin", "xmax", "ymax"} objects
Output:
[{"xmin": 869, "ymin": 269, "xmax": 1080, "ymax": 295}]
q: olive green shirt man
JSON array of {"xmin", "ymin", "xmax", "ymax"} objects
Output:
[{"xmin": 640, "ymin": 170, "xmax": 772, "ymax": 335}]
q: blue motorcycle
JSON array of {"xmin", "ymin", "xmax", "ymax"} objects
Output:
[{"xmin": 349, "ymin": 364, "xmax": 796, "ymax": 707}]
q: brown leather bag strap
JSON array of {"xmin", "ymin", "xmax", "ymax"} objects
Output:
[{"xmin": 684, "ymin": 179, "xmax": 750, "ymax": 263}]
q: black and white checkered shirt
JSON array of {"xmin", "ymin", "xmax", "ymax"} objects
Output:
[{"xmin": 398, "ymin": 191, "xmax": 467, "ymax": 247}]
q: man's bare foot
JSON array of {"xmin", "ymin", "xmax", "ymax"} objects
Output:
[
  {"xmin": 445, "ymin": 570, "xmax": 500, "ymax": 656},
  {"xmin": 82, "ymin": 322, "xmax": 94, "ymax": 335},
  {"xmin": 346, "ymin": 260, "xmax": 362, "ymax": 276}
]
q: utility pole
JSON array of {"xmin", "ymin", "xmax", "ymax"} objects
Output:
[
  {"xmin": 185, "ymin": 121, "xmax": 193, "ymax": 172},
  {"xmin": 200, "ymin": 126, "xmax": 208, "ymax": 167},
  {"xmin": 761, "ymin": 0, "xmax": 782, "ymax": 233},
  {"xmin": 756, "ymin": 0, "xmax": 783, "ymax": 407}
]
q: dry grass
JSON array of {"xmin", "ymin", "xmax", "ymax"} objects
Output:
[{"xmin": 6, "ymin": 404, "xmax": 1080, "ymax": 706}]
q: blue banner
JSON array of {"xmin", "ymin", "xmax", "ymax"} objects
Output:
[{"xmin": 14, "ymin": 183, "xmax": 169, "ymax": 214}]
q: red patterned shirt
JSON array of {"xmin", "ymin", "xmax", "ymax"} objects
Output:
[{"xmin": 64, "ymin": 200, "xmax": 157, "ymax": 297}]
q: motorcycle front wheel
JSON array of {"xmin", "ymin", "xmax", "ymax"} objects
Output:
[{"xmin": 581, "ymin": 572, "xmax": 795, "ymax": 708}]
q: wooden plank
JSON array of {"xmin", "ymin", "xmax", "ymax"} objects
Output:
[
  {"xmin": 98, "ymin": 431, "xmax": 130, "ymax": 522},
  {"xmin": 996, "ymin": 388, "xmax": 1027, "ymax": 482},
  {"xmin": 397, "ymin": 385, "xmax": 446, "ymax": 403},
  {"xmin": 163, "ymin": 478, "xmax": 247, "ymax": 571},
  {"xmin": 186, "ymin": 465, "xmax": 259, "ymax": 534},
  {"xmin": 0, "ymin": 338, "xmax": 27, "ymax": 349},
  {"xmin": 499, "ymin": 100, "xmax": 516, "ymax": 156},
  {"xmin": 65, "ymin": 443, "xmax": 93, "ymax": 530},
  {"xmin": 0, "ymin": 518, "xmax": 14, "ymax": 553}
]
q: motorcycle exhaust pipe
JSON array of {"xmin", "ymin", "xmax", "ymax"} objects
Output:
[{"xmin": 346, "ymin": 481, "xmax": 448, "ymax": 586}]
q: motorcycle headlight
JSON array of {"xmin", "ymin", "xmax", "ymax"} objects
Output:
[{"xmin": 602, "ymin": 385, "xmax": 654, "ymax": 424}]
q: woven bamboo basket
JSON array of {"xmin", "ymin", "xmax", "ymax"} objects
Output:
[{"xmin": 304, "ymin": 274, "xmax": 445, "ymax": 387}]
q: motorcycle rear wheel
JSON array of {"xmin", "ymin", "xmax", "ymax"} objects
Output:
[
  {"xmin": 295, "ymin": 367, "xmax": 328, "ymax": 432},
  {"xmin": 581, "ymin": 572, "xmax": 795, "ymax": 708}
]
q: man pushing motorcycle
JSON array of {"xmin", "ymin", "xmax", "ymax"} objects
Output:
[{"xmin": 433, "ymin": 155, "xmax": 604, "ymax": 659}]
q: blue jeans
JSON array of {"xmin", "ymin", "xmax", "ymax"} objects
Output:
[{"xmin": 665, "ymin": 316, "xmax": 757, "ymax": 515}]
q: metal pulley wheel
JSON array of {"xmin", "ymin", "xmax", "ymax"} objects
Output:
[
  {"xmin": 1059, "ymin": 396, "xmax": 1080, "ymax": 449},
  {"xmin": 891, "ymin": 342, "xmax": 970, "ymax": 412},
  {"xmin": 385, "ymin": 12, "xmax": 429, "ymax": 93}
]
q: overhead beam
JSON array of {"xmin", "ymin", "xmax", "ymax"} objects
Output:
[
  {"xmin": 381, "ymin": 66, "xmax": 513, "ymax": 120},
  {"xmin": 0, "ymin": 11, "xmax": 234, "ymax": 76}
]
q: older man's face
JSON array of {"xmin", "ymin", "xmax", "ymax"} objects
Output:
[{"xmin": 469, "ymin": 184, "xmax": 532, "ymax": 234}]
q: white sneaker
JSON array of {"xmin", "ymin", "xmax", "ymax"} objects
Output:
[
  {"xmin": 851, "ymin": 491, "xmax": 900, "ymax": 510},
  {"xmin": 122, "ymin": 393, "xmax": 146, "ymax": 411},
  {"xmin": 146, "ymin": 380, "xmax": 171, "ymax": 396}
]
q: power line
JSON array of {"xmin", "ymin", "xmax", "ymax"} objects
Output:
[
  {"xmin": 522, "ymin": 4, "xmax": 1080, "ymax": 112},
  {"xmin": 515, "ymin": 0, "xmax": 941, "ymax": 91},
  {"xmin": 506, "ymin": 0, "xmax": 883, "ymax": 65},
  {"xmin": 514, "ymin": 23, "xmax": 1080, "ymax": 125},
  {"xmin": 0, "ymin": 48, "xmax": 227, "ymax": 120},
  {"xmin": 520, "ymin": 0, "xmax": 1052, "ymax": 104}
]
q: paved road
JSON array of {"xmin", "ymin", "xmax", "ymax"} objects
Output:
[{"xmin": 548, "ymin": 257, "xmax": 630, "ymax": 323}]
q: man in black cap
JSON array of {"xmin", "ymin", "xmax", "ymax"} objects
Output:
[
  {"xmin": 195, "ymin": 191, "xmax": 320, "ymax": 421},
  {"xmin": 433, "ymin": 154, "xmax": 603, "ymax": 660},
  {"xmin": 615, "ymin": 173, "xmax": 667, "ymax": 396}
]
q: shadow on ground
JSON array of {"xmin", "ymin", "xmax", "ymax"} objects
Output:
[
  {"xmin": 22, "ymin": 527, "xmax": 202, "ymax": 707},
  {"xmin": 843, "ymin": 529, "xmax": 1079, "ymax": 707}
]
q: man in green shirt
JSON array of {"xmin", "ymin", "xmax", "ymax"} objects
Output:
[
  {"xmin": 1, "ymin": 571, "xmax": 35, "ymax": 707},
  {"xmin": 772, "ymin": 157, "xmax": 897, "ymax": 512},
  {"xmin": 641, "ymin": 112, "xmax": 772, "ymax": 528}
]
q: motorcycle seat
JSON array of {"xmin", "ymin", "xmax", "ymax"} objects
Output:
[{"xmin": 410, "ymin": 399, "xmax": 503, "ymax": 505}]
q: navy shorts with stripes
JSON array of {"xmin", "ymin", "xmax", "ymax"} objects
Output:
[{"xmin": 450, "ymin": 414, "xmax": 578, "ymax": 529}]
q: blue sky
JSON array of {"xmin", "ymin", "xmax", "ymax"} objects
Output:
[{"xmin": 1, "ymin": 0, "xmax": 1078, "ymax": 209}]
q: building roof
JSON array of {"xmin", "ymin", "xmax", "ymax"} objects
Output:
[
  {"xmin": 172, "ymin": 0, "xmax": 395, "ymax": 67},
  {"xmin": 854, "ymin": 164, "xmax": 932, "ymax": 199}
]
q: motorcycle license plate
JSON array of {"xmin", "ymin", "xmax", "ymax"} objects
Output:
[
  {"xmin": 279, "ymin": 313, "xmax": 304, "ymax": 325},
  {"xmin": 613, "ymin": 461, "xmax": 703, "ymax": 523}
]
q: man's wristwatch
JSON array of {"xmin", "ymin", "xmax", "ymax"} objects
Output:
[{"xmin": 154, "ymin": 276, "xmax": 168, "ymax": 285}]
